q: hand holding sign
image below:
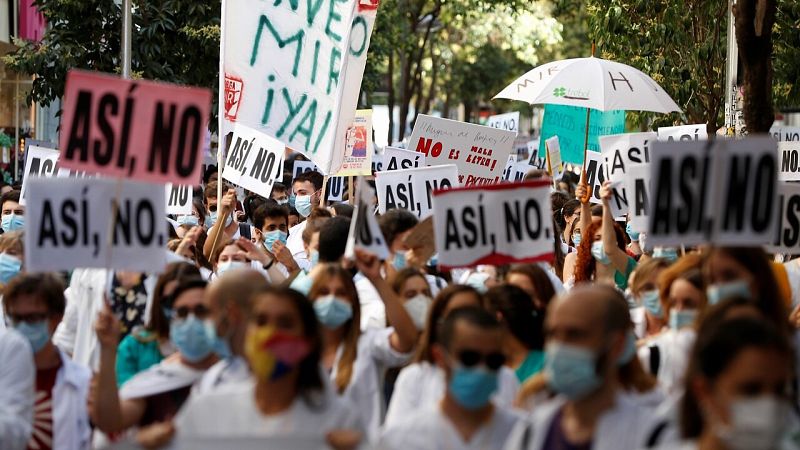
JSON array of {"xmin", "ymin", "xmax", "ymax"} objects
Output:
[
  {"xmin": 599, "ymin": 181, "xmax": 613, "ymax": 202},
  {"xmin": 94, "ymin": 303, "xmax": 122, "ymax": 351},
  {"xmin": 576, "ymin": 173, "xmax": 591, "ymax": 204},
  {"xmin": 354, "ymin": 248, "xmax": 382, "ymax": 282}
]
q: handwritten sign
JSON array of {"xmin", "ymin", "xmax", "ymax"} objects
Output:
[
  {"xmin": 409, "ymin": 115, "xmax": 514, "ymax": 186},
  {"xmin": 222, "ymin": 123, "xmax": 285, "ymax": 199},
  {"xmin": 486, "ymin": 111, "xmax": 520, "ymax": 134},
  {"xmin": 383, "ymin": 146, "xmax": 426, "ymax": 171},
  {"xmin": 657, "ymin": 124, "xmax": 708, "ymax": 142},
  {"xmin": 59, "ymin": 70, "xmax": 211, "ymax": 184},
  {"xmin": 375, "ymin": 165, "xmax": 458, "ymax": 219},
  {"xmin": 538, "ymin": 104, "xmax": 626, "ymax": 165},
  {"xmin": 345, "ymin": 177, "xmax": 388, "ymax": 259},
  {"xmin": 432, "ymin": 180, "xmax": 554, "ymax": 269},
  {"xmin": 336, "ymin": 109, "xmax": 373, "ymax": 176}
]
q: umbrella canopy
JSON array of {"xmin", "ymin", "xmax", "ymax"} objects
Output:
[{"xmin": 494, "ymin": 57, "xmax": 681, "ymax": 114}]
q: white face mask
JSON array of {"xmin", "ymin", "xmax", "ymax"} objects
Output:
[
  {"xmin": 716, "ymin": 395, "xmax": 787, "ymax": 450},
  {"xmin": 403, "ymin": 294, "xmax": 432, "ymax": 330}
]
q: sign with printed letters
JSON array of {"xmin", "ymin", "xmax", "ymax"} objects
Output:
[
  {"xmin": 769, "ymin": 182, "xmax": 800, "ymax": 255},
  {"xmin": 344, "ymin": 177, "xmax": 388, "ymax": 259},
  {"xmin": 383, "ymin": 146, "xmax": 426, "ymax": 171},
  {"xmin": 599, "ymin": 132, "xmax": 655, "ymax": 217},
  {"xmin": 432, "ymin": 180, "xmax": 554, "ymax": 269},
  {"xmin": 292, "ymin": 160, "xmax": 321, "ymax": 180},
  {"xmin": 375, "ymin": 165, "xmax": 458, "ymax": 219},
  {"xmin": 778, "ymin": 142, "xmax": 800, "ymax": 181},
  {"xmin": 583, "ymin": 151, "xmax": 607, "ymax": 205},
  {"xmin": 336, "ymin": 110, "xmax": 373, "ymax": 176},
  {"xmin": 770, "ymin": 126, "xmax": 800, "ymax": 142},
  {"xmin": 486, "ymin": 111, "xmax": 520, "ymax": 134},
  {"xmin": 625, "ymin": 164, "xmax": 651, "ymax": 233},
  {"xmin": 20, "ymin": 146, "xmax": 64, "ymax": 204},
  {"xmin": 657, "ymin": 124, "xmax": 708, "ymax": 142},
  {"xmin": 222, "ymin": 123, "xmax": 285, "ymax": 199},
  {"xmin": 165, "ymin": 184, "xmax": 193, "ymax": 216}
]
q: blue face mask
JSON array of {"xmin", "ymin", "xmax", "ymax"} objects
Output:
[
  {"xmin": 310, "ymin": 250, "xmax": 320, "ymax": 267},
  {"xmin": 177, "ymin": 214, "xmax": 199, "ymax": 227},
  {"xmin": 263, "ymin": 230, "xmax": 288, "ymax": 253},
  {"xmin": 449, "ymin": 366, "xmax": 498, "ymax": 410},
  {"xmin": 653, "ymin": 247, "xmax": 679, "ymax": 262},
  {"xmin": 212, "ymin": 334, "xmax": 232, "ymax": 360},
  {"xmin": 669, "ymin": 309, "xmax": 697, "ymax": 330},
  {"xmin": 572, "ymin": 232, "xmax": 582, "ymax": 246},
  {"xmin": 290, "ymin": 272, "xmax": 314, "ymax": 296},
  {"xmin": 626, "ymin": 223, "xmax": 640, "ymax": 242},
  {"xmin": 617, "ymin": 331, "xmax": 637, "ymax": 366},
  {"xmin": 545, "ymin": 342, "xmax": 603, "ymax": 400},
  {"xmin": 640, "ymin": 289, "xmax": 663, "ymax": 318},
  {"xmin": 295, "ymin": 195, "xmax": 313, "ymax": 218},
  {"xmin": 288, "ymin": 194, "xmax": 296, "ymax": 208},
  {"xmin": 0, "ymin": 253, "xmax": 22, "ymax": 285},
  {"xmin": 217, "ymin": 260, "xmax": 250, "ymax": 276},
  {"xmin": 706, "ymin": 280, "xmax": 752, "ymax": 305},
  {"xmin": 170, "ymin": 316, "xmax": 216, "ymax": 363},
  {"xmin": 591, "ymin": 241, "xmax": 611, "ymax": 265},
  {"xmin": 13, "ymin": 320, "xmax": 51, "ymax": 353},
  {"xmin": 392, "ymin": 252, "xmax": 407, "ymax": 270},
  {"xmin": 313, "ymin": 295, "xmax": 353, "ymax": 329},
  {"xmin": 207, "ymin": 210, "xmax": 232, "ymax": 229},
  {"xmin": 2, "ymin": 214, "xmax": 24, "ymax": 232}
]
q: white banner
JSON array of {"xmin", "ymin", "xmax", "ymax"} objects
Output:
[
  {"xmin": 409, "ymin": 115, "xmax": 515, "ymax": 186},
  {"xmin": 25, "ymin": 178, "xmax": 168, "ymax": 272},
  {"xmin": 778, "ymin": 141, "xmax": 800, "ymax": 181},
  {"xmin": 375, "ymin": 165, "xmax": 458, "ymax": 219},
  {"xmin": 222, "ymin": 123, "xmax": 285, "ymax": 199},
  {"xmin": 599, "ymin": 132, "xmax": 656, "ymax": 217},
  {"xmin": 657, "ymin": 124, "xmax": 708, "ymax": 142},
  {"xmin": 165, "ymin": 184, "xmax": 193, "ymax": 216},
  {"xmin": 432, "ymin": 180, "xmax": 554, "ymax": 269},
  {"xmin": 345, "ymin": 177, "xmax": 388, "ymax": 259},
  {"xmin": 486, "ymin": 111, "xmax": 520, "ymax": 134},
  {"xmin": 383, "ymin": 146, "xmax": 426, "ymax": 171}
]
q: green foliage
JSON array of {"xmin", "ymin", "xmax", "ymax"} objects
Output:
[
  {"xmin": 0, "ymin": 133, "xmax": 12, "ymax": 148},
  {"xmin": 773, "ymin": 1, "xmax": 800, "ymax": 110}
]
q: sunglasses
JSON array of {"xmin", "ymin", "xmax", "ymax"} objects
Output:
[
  {"xmin": 174, "ymin": 304, "xmax": 210, "ymax": 320},
  {"xmin": 456, "ymin": 350, "xmax": 506, "ymax": 371}
]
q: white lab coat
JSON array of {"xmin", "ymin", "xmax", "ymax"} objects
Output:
[
  {"xmin": 286, "ymin": 220, "xmax": 310, "ymax": 272},
  {"xmin": 0, "ymin": 328, "xmax": 34, "ymax": 450},
  {"xmin": 355, "ymin": 274, "xmax": 447, "ymax": 332},
  {"xmin": 385, "ymin": 361, "xmax": 520, "ymax": 427},
  {"xmin": 192, "ymin": 356, "xmax": 251, "ymax": 396},
  {"xmin": 51, "ymin": 350, "xmax": 93, "ymax": 450},
  {"xmin": 636, "ymin": 328, "xmax": 696, "ymax": 395},
  {"xmin": 503, "ymin": 393, "xmax": 653, "ymax": 450}
]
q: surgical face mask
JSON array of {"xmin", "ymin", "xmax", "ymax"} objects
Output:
[
  {"xmin": 707, "ymin": 280, "xmax": 752, "ymax": 305},
  {"xmin": 310, "ymin": 250, "xmax": 320, "ymax": 268},
  {"xmin": 403, "ymin": 294, "xmax": 432, "ymax": 330},
  {"xmin": 616, "ymin": 331, "xmax": 637, "ymax": 366},
  {"xmin": 12, "ymin": 320, "xmax": 50, "ymax": 353},
  {"xmin": 288, "ymin": 194, "xmax": 296, "ymax": 208},
  {"xmin": 591, "ymin": 241, "xmax": 611, "ymax": 265},
  {"xmin": 177, "ymin": 214, "xmax": 199, "ymax": 227},
  {"xmin": 465, "ymin": 272, "xmax": 490, "ymax": 294},
  {"xmin": 245, "ymin": 325, "xmax": 311, "ymax": 381},
  {"xmin": 545, "ymin": 342, "xmax": 603, "ymax": 400},
  {"xmin": 276, "ymin": 198, "xmax": 289, "ymax": 206},
  {"xmin": 170, "ymin": 316, "xmax": 216, "ymax": 363},
  {"xmin": 653, "ymin": 246, "xmax": 678, "ymax": 262},
  {"xmin": 207, "ymin": 210, "xmax": 233, "ymax": 229},
  {"xmin": 0, "ymin": 253, "xmax": 22, "ymax": 285},
  {"xmin": 640, "ymin": 289, "xmax": 663, "ymax": 318},
  {"xmin": 626, "ymin": 223, "xmax": 640, "ymax": 242},
  {"xmin": 217, "ymin": 260, "xmax": 249, "ymax": 276},
  {"xmin": 1, "ymin": 213, "xmax": 24, "ymax": 232},
  {"xmin": 313, "ymin": 295, "xmax": 353, "ymax": 329},
  {"xmin": 449, "ymin": 365, "xmax": 498, "ymax": 410},
  {"xmin": 717, "ymin": 396, "xmax": 787, "ymax": 450},
  {"xmin": 392, "ymin": 252, "xmax": 407, "ymax": 270},
  {"xmin": 669, "ymin": 308, "xmax": 697, "ymax": 330},
  {"xmin": 290, "ymin": 272, "xmax": 314, "ymax": 296},
  {"xmin": 263, "ymin": 230, "xmax": 288, "ymax": 252},
  {"xmin": 295, "ymin": 195, "xmax": 313, "ymax": 218},
  {"xmin": 572, "ymin": 232, "xmax": 582, "ymax": 246}
]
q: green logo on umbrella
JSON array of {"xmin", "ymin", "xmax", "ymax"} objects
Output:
[{"xmin": 553, "ymin": 87, "xmax": 566, "ymax": 97}]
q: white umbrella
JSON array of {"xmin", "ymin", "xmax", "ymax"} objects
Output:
[{"xmin": 494, "ymin": 57, "xmax": 681, "ymax": 113}]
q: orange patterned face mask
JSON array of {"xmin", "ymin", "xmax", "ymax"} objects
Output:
[{"xmin": 244, "ymin": 325, "xmax": 311, "ymax": 381}]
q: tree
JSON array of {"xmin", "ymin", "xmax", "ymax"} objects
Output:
[
  {"xmin": 734, "ymin": 0, "xmax": 777, "ymax": 133},
  {"xmin": 3, "ymin": 0, "xmax": 220, "ymax": 128}
]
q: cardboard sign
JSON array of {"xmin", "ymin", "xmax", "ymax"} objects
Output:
[
  {"xmin": 222, "ymin": 123, "xmax": 285, "ymax": 199},
  {"xmin": 527, "ymin": 139, "xmax": 546, "ymax": 169},
  {"xmin": 486, "ymin": 111, "xmax": 520, "ymax": 134},
  {"xmin": 344, "ymin": 177, "xmax": 388, "ymax": 259},
  {"xmin": 403, "ymin": 216, "xmax": 436, "ymax": 263},
  {"xmin": 383, "ymin": 146, "xmax": 426, "ymax": 171},
  {"xmin": 165, "ymin": 183, "xmax": 193, "ymax": 216},
  {"xmin": 538, "ymin": 104, "xmax": 626, "ymax": 165},
  {"xmin": 778, "ymin": 141, "xmax": 800, "ymax": 181},
  {"xmin": 648, "ymin": 137, "xmax": 778, "ymax": 246},
  {"xmin": 432, "ymin": 180, "xmax": 554, "ymax": 269},
  {"xmin": 657, "ymin": 124, "xmax": 708, "ymax": 142},
  {"xmin": 292, "ymin": 159, "xmax": 321, "ymax": 180},
  {"xmin": 545, "ymin": 136, "xmax": 563, "ymax": 180},
  {"xmin": 769, "ymin": 182, "xmax": 800, "ymax": 255},
  {"xmin": 59, "ymin": 70, "xmax": 211, "ymax": 184},
  {"xmin": 337, "ymin": 110, "xmax": 373, "ymax": 176},
  {"xmin": 222, "ymin": 0, "xmax": 378, "ymax": 175},
  {"xmin": 409, "ymin": 115, "xmax": 515, "ymax": 186},
  {"xmin": 599, "ymin": 132, "xmax": 656, "ymax": 217},
  {"xmin": 25, "ymin": 178, "xmax": 168, "ymax": 272},
  {"xmin": 625, "ymin": 164, "xmax": 651, "ymax": 233},
  {"xmin": 583, "ymin": 151, "xmax": 607, "ymax": 205},
  {"xmin": 770, "ymin": 126, "xmax": 800, "ymax": 142},
  {"xmin": 375, "ymin": 165, "xmax": 458, "ymax": 219},
  {"xmin": 20, "ymin": 146, "xmax": 63, "ymax": 204}
]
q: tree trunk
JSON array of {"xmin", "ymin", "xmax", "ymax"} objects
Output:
[
  {"xmin": 387, "ymin": 50, "xmax": 395, "ymax": 145},
  {"xmin": 422, "ymin": 43, "xmax": 438, "ymax": 115},
  {"xmin": 733, "ymin": 0, "xmax": 777, "ymax": 133}
]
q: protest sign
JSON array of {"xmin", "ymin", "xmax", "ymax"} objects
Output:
[
  {"xmin": 25, "ymin": 178, "xmax": 168, "ymax": 272},
  {"xmin": 222, "ymin": 123, "xmax": 285, "ymax": 199},
  {"xmin": 59, "ymin": 70, "xmax": 211, "ymax": 184},
  {"xmin": 625, "ymin": 164, "xmax": 651, "ymax": 233},
  {"xmin": 326, "ymin": 176, "xmax": 348, "ymax": 202},
  {"xmin": 375, "ymin": 165, "xmax": 458, "ymax": 219},
  {"xmin": 383, "ymin": 146, "xmax": 426, "ymax": 171},
  {"xmin": 371, "ymin": 153, "xmax": 384, "ymax": 174},
  {"xmin": 527, "ymin": 139, "xmax": 546, "ymax": 169},
  {"xmin": 20, "ymin": 146, "xmax": 63, "ymax": 204},
  {"xmin": 769, "ymin": 182, "xmax": 800, "ymax": 255},
  {"xmin": 337, "ymin": 110, "xmax": 373, "ymax": 176},
  {"xmin": 165, "ymin": 183, "xmax": 193, "ymax": 216},
  {"xmin": 502, "ymin": 155, "xmax": 517, "ymax": 181},
  {"xmin": 545, "ymin": 136, "xmax": 563, "ymax": 180},
  {"xmin": 657, "ymin": 124, "xmax": 708, "ymax": 142},
  {"xmin": 583, "ymin": 151, "xmax": 607, "ymax": 205},
  {"xmin": 648, "ymin": 137, "xmax": 778, "ymax": 246},
  {"xmin": 292, "ymin": 159, "xmax": 321, "ymax": 180},
  {"xmin": 409, "ymin": 115, "xmax": 515, "ymax": 186},
  {"xmin": 538, "ymin": 104, "xmax": 626, "ymax": 165},
  {"xmin": 599, "ymin": 132, "xmax": 656, "ymax": 216},
  {"xmin": 221, "ymin": 0, "xmax": 378, "ymax": 175},
  {"xmin": 432, "ymin": 180, "xmax": 554, "ymax": 269},
  {"xmin": 345, "ymin": 177, "xmax": 388, "ymax": 259},
  {"xmin": 511, "ymin": 161, "xmax": 534, "ymax": 182},
  {"xmin": 770, "ymin": 126, "xmax": 800, "ymax": 142},
  {"xmin": 403, "ymin": 216, "xmax": 436, "ymax": 263},
  {"xmin": 778, "ymin": 142, "xmax": 800, "ymax": 181},
  {"xmin": 486, "ymin": 111, "xmax": 520, "ymax": 134}
]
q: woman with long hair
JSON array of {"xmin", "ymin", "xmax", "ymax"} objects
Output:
[{"xmin": 629, "ymin": 258, "xmax": 671, "ymax": 339}]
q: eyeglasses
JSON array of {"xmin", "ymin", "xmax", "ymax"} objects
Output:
[
  {"xmin": 174, "ymin": 304, "xmax": 210, "ymax": 320},
  {"xmin": 456, "ymin": 350, "xmax": 506, "ymax": 371}
]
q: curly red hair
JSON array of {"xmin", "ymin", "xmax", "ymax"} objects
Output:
[{"xmin": 573, "ymin": 220, "xmax": 627, "ymax": 283}]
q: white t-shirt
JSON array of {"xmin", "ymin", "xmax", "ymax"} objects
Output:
[
  {"xmin": 637, "ymin": 328, "xmax": 696, "ymax": 395},
  {"xmin": 192, "ymin": 356, "xmax": 251, "ymax": 396},
  {"xmin": 287, "ymin": 221, "xmax": 310, "ymax": 272},
  {"xmin": 385, "ymin": 361, "xmax": 520, "ymax": 427},
  {"xmin": 380, "ymin": 403, "xmax": 521, "ymax": 450}
]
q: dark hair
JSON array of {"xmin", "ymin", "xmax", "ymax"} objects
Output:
[
  {"xmin": 438, "ymin": 306, "xmax": 501, "ymax": 351},
  {"xmin": 203, "ymin": 165, "xmax": 218, "ymax": 185},
  {"xmin": 318, "ymin": 216, "xmax": 351, "ymax": 263},
  {"xmin": 506, "ymin": 264, "xmax": 556, "ymax": 309},
  {"xmin": 551, "ymin": 192, "xmax": 569, "ymax": 232},
  {"xmin": 3, "ymin": 273, "xmax": 66, "ymax": 316},
  {"xmin": 415, "ymin": 284, "xmax": 485, "ymax": 363},
  {"xmin": 171, "ymin": 277, "xmax": 208, "ymax": 304},
  {"xmin": 680, "ymin": 316, "xmax": 793, "ymax": 438},
  {"xmin": 0, "ymin": 190, "xmax": 21, "ymax": 209},
  {"xmin": 331, "ymin": 203, "xmax": 354, "ymax": 219},
  {"xmin": 390, "ymin": 268, "xmax": 428, "ymax": 295},
  {"xmin": 192, "ymin": 197, "xmax": 206, "ymax": 227},
  {"xmin": 243, "ymin": 194, "xmax": 270, "ymax": 224},
  {"xmin": 148, "ymin": 262, "xmax": 201, "ymax": 338},
  {"xmin": 562, "ymin": 199, "xmax": 581, "ymax": 218},
  {"xmin": 253, "ymin": 203, "xmax": 289, "ymax": 230},
  {"xmin": 271, "ymin": 182, "xmax": 288, "ymax": 194},
  {"xmin": 204, "ymin": 181, "xmax": 218, "ymax": 202},
  {"xmin": 486, "ymin": 284, "xmax": 543, "ymax": 350},
  {"xmin": 293, "ymin": 171, "xmax": 324, "ymax": 192},
  {"xmin": 378, "ymin": 209, "xmax": 419, "ymax": 247},
  {"xmin": 574, "ymin": 221, "xmax": 626, "ymax": 283},
  {"xmin": 590, "ymin": 204, "xmax": 603, "ymax": 217}
]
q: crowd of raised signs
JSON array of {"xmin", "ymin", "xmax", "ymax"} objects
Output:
[{"xmin": 1, "ymin": 151, "xmax": 800, "ymax": 450}]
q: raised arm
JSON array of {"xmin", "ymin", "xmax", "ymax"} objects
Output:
[
  {"xmin": 599, "ymin": 181, "xmax": 630, "ymax": 274},
  {"xmin": 203, "ymin": 189, "xmax": 237, "ymax": 260},
  {"xmin": 575, "ymin": 171, "xmax": 592, "ymax": 243}
]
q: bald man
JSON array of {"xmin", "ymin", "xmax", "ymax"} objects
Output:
[{"xmin": 504, "ymin": 285, "xmax": 654, "ymax": 450}]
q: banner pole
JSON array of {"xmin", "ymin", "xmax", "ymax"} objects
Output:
[
  {"xmin": 348, "ymin": 176, "xmax": 355, "ymax": 206},
  {"xmin": 320, "ymin": 176, "xmax": 328, "ymax": 208}
]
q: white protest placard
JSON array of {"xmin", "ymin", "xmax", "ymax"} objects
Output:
[
  {"xmin": 375, "ymin": 165, "xmax": 458, "ymax": 219},
  {"xmin": 625, "ymin": 164, "xmax": 651, "ymax": 233},
  {"xmin": 511, "ymin": 161, "xmax": 534, "ymax": 182},
  {"xmin": 599, "ymin": 132, "xmax": 656, "ymax": 216},
  {"xmin": 345, "ymin": 177, "xmax": 388, "ymax": 259},
  {"xmin": 25, "ymin": 178, "xmax": 168, "ymax": 272},
  {"xmin": 778, "ymin": 141, "xmax": 800, "ymax": 181},
  {"xmin": 583, "ymin": 151, "xmax": 607, "ymax": 205},
  {"xmin": 325, "ymin": 176, "xmax": 348, "ymax": 202},
  {"xmin": 409, "ymin": 115, "xmax": 515, "ymax": 186},
  {"xmin": 657, "ymin": 124, "xmax": 708, "ymax": 142},
  {"xmin": 545, "ymin": 136, "xmax": 563, "ymax": 180},
  {"xmin": 20, "ymin": 146, "xmax": 63, "ymax": 205},
  {"xmin": 502, "ymin": 155, "xmax": 516, "ymax": 181},
  {"xmin": 222, "ymin": 123, "xmax": 285, "ymax": 199},
  {"xmin": 486, "ymin": 111, "xmax": 520, "ymax": 134},
  {"xmin": 337, "ymin": 110, "xmax": 373, "ymax": 176},
  {"xmin": 165, "ymin": 184, "xmax": 193, "ymax": 215},
  {"xmin": 527, "ymin": 139, "xmax": 546, "ymax": 169},
  {"xmin": 222, "ymin": 0, "xmax": 378, "ymax": 175},
  {"xmin": 769, "ymin": 182, "xmax": 800, "ymax": 255},
  {"xmin": 770, "ymin": 126, "xmax": 800, "ymax": 142},
  {"xmin": 292, "ymin": 160, "xmax": 321, "ymax": 180},
  {"xmin": 371, "ymin": 153, "xmax": 384, "ymax": 174},
  {"xmin": 432, "ymin": 180, "xmax": 554, "ymax": 269},
  {"xmin": 383, "ymin": 146, "xmax": 426, "ymax": 171}
]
